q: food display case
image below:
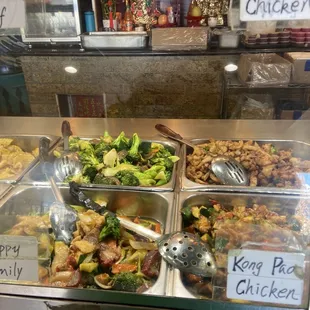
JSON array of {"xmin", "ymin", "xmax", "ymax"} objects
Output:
[{"xmin": 0, "ymin": 117, "xmax": 309, "ymax": 310}]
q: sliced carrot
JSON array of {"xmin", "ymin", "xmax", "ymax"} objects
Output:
[
  {"xmin": 154, "ymin": 223, "xmax": 161, "ymax": 234},
  {"xmin": 133, "ymin": 217, "xmax": 140, "ymax": 224},
  {"xmin": 111, "ymin": 263, "xmax": 137, "ymax": 274}
]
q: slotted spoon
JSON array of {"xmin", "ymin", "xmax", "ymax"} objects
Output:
[
  {"xmin": 69, "ymin": 182, "xmax": 217, "ymax": 276},
  {"xmin": 39, "ymin": 137, "xmax": 77, "ymax": 245},
  {"xmin": 155, "ymin": 124, "xmax": 249, "ymax": 186},
  {"xmin": 54, "ymin": 120, "xmax": 82, "ymax": 182}
]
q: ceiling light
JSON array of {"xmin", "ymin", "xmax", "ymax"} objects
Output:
[
  {"xmin": 64, "ymin": 66, "xmax": 77, "ymax": 74},
  {"xmin": 224, "ymin": 64, "xmax": 238, "ymax": 72}
]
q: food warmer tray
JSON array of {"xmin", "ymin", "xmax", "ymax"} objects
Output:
[
  {"xmin": 0, "ymin": 135, "xmax": 61, "ymax": 184},
  {"xmin": 181, "ymin": 139, "xmax": 310, "ymax": 195},
  {"xmin": 0, "ymin": 184, "xmax": 13, "ymax": 200},
  {"xmin": 21, "ymin": 137, "xmax": 180, "ymax": 192},
  {"xmin": 168, "ymin": 191, "xmax": 310, "ymax": 308},
  {"xmin": 81, "ymin": 32, "xmax": 149, "ymax": 50},
  {"xmin": 0, "ymin": 185, "xmax": 175, "ymax": 296}
]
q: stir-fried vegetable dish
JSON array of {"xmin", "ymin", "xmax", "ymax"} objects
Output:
[
  {"xmin": 5, "ymin": 205, "xmax": 162, "ymax": 293},
  {"xmin": 0, "ymin": 138, "xmax": 38, "ymax": 179},
  {"xmin": 55, "ymin": 131, "xmax": 179, "ymax": 187},
  {"xmin": 181, "ymin": 200, "xmax": 308, "ymax": 299},
  {"xmin": 186, "ymin": 139, "xmax": 310, "ymax": 188}
]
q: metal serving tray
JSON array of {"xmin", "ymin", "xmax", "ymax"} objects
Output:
[
  {"xmin": 0, "ymin": 185, "xmax": 174, "ymax": 296},
  {"xmin": 0, "ymin": 184, "xmax": 13, "ymax": 200},
  {"xmin": 0, "ymin": 135, "xmax": 60, "ymax": 184},
  {"xmin": 181, "ymin": 138, "xmax": 310, "ymax": 195},
  {"xmin": 21, "ymin": 137, "xmax": 180, "ymax": 192},
  {"xmin": 81, "ymin": 32, "xmax": 149, "ymax": 50},
  {"xmin": 169, "ymin": 191, "xmax": 310, "ymax": 308}
]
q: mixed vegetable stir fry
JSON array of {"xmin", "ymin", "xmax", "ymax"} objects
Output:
[
  {"xmin": 55, "ymin": 131, "xmax": 179, "ymax": 187},
  {"xmin": 5, "ymin": 204, "xmax": 162, "ymax": 293},
  {"xmin": 181, "ymin": 201, "xmax": 307, "ymax": 299}
]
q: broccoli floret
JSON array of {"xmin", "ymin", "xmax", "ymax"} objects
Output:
[
  {"xmin": 103, "ymin": 163, "xmax": 139, "ymax": 177},
  {"xmin": 82, "ymin": 165, "xmax": 98, "ymax": 182},
  {"xmin": 102, "ymin": 131, "xmax": 113, "ymax": 145},
  {"xmin": 181, "ymin": 206, "xmax": 194, "ymax": 222},
  {"xmin": 115, "ymin": 170, "xmax": 139, "ymax": 186},
  {"xmin": 93, "ymin": 174, "xmax": 120, "ymax": 185},
  {"xmin": 64, "ymin": 173, "xmax": 90, "ymax": 184},
  {"xmin": 78, "ymin": 140, "xmax": 94, "ymax": 154},
  {"xmin": 149, "ymin": 157, "xmax": 174, "ymax": 170},
  {"xmin": 127, "ymin": 133, "xmax": 141, "ymax": 162},
  {"xmin": 156, "ymin": 170, "xmax": 172, "ymax": 186},
  {"xmin": 111, "ymin": 131, "xmax": 130, "ymax": 151},
  {"xmin": 133, "ymin": 172, "xmax": 156, "ymax": 187},
  {"xmin": 69, "ymin": 137, "xmax": 81, "ymax": 151},
  {"xmin": 78, "ymin": 151, "xmax": 100, "ymax": 168},
  {"xmin": 99, "ymin": 215, "xmax": 121, "ymax": 240},
  {"xmin": 112, "ymin": 272, "xmax": 144, "ymax": 292},
  {"xmin": 143, "ymin": 165, "xmax": 165, "ymax": 179},
  {"xmin": 94, "ymin": 142, "xmax": 111, "ymax": 160}
]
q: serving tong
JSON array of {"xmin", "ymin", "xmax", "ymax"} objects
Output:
[
  {"xmin": 39, "ymin": 137, "xmax": 77, "ymax": 244},
  {"xmin": 54, "ymin": 121, "xmax": 82, "ymax": 182}
]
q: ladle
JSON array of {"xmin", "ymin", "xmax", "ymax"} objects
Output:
[
  {"xmin": 155, "ymin": 124, "xmax": 249, "ymax": 186},
  {"xmin": 69, "ymin": 182, "xmax": 217, "ymax": 277},
  {"xmin": 54, "ymin": 120, "xmax": 82, "ymax": 182}
]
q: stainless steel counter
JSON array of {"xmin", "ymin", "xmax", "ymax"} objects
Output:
[{"xmin": 0, "ymin": 117, "xmax": 308, "ymax": 142}]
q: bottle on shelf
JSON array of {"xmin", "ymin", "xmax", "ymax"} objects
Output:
[{"xmin": 123, "ymin": 0, "xmax": 134, "ymax": 31}]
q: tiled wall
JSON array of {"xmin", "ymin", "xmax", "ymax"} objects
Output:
[{"xmin": 20, "ymin": 55, "xmax": 238, "ymax": 118}]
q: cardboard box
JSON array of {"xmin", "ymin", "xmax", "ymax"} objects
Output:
[
  {"xmin": 151, "ymin": 28, "xmax": 208, "ymax": 51},
  {"xmin": 238, "ymin": 53, "xmax": 292, "ymax": 87},
  {"xmin": 278, "ymin": 110, "xmax": 310, "ymax": 120},
  {"xmin": 284, "ymin": 52, "xmax": 310, "ymax": 84}
]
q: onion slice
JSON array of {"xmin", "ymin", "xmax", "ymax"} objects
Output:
[{"xmin": 129, "ymin": 240, "xmax": 158, "ymax": 251}]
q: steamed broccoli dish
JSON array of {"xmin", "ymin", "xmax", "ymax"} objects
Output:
[{"xmin": 66, "ymin": 132, "xmax": 179, "ymax": 187}]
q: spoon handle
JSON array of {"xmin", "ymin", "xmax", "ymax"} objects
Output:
[
  {"xmin": 62, "ymin": 120, "xmax": 72, "ymax": 152},
  {"xmin": 155, "ymin": 124, "xmax": 196, "ymax": 149},
  {"xmin": 39, "ymin": 137, "xmax": 65, "ymax": 205},
  {"xmin": 118, "ymin": 217, "xmax": 162, "ymax": 241}
]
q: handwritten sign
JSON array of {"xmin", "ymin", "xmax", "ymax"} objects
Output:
[
  {"xmin": 0, "ymin": 235, "xmax": 38, "ymax": 282},
  {"xmin": 240, "ymin": 0, "xmax": 310, "ymax": 21},
  {"xmin": 0, "ymin": 0, "xmax": 25, "ymax": 29},
  {"xmin": 227, "ymin": 249, "xmax": 305, "ymax": 306}
]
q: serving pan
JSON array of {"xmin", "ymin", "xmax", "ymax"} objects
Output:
[
  {"xmin": 0, "ymin": 135, "xmax": 60, "ymax": 184},
  {"xmin": 181, "ymin": 138, "xmax": 310, "ymax": 195},
  {"xmin": 0, "ymin": 185, "xmax": 174, "ymax": 296},
  {"xmin": 169, "ymin": 191, "xmax": 310, "ymax": 308},
  {"xmin": 21, "ymin": 137, "xmax": 180, "ymax": 192},
  {"xmin": 0, "ymin": 184, "xmax": 13, "ymax": 200}
]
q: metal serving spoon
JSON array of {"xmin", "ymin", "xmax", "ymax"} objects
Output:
[
  {"xmin": 155, "ymin": 124, "xmax": 249, "ymax": 186},
  {"xmin": 54, "ymin": 120, "xmax": 82, "ymax": 182},
  {"xmin": 39, "ymin": 137, "xmax": 77, "ymax": 245},
  {"xmin": 69, "ymin": 182, "xmax": 217, "ymax": 277}
]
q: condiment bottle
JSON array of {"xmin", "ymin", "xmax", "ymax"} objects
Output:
[
  {"xmin": 167, "ymin": 6, "xmax": 174, "ymax": 24},
  {"xmin": 123, "ymin": 0, "xmax": 134, "ymax": 31}
]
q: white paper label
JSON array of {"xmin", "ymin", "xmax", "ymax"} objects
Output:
[
  {"xmin": 227, "ymin": 275, "xmax": 304, "ymax": 305},
  {"xmin": 226, "ymin": 249, "xmax": 305, "ymax": 306},
  {"xmin": 0, "ymin": 0, "xmax": 25, "ymax": 29},
  {"xmin": 240, "ymin": 0, "xmax": 310, "ymax": 21},
  {"xmin": 0, "ymin": 235, "xmax": 38, "ymax": 282}
]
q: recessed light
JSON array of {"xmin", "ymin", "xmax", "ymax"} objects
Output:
[
  {"xmin": 64, "ymin": 66, "xmax": 77, "ymax": 74},
  {"xmin": 224, "ymin": 64, "xmax": 238, "ymax": 72}
]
